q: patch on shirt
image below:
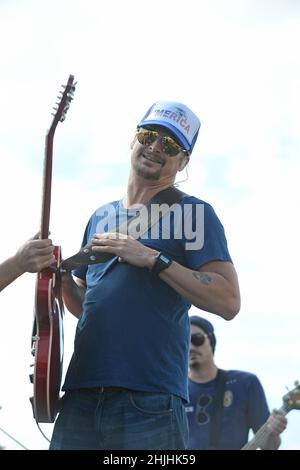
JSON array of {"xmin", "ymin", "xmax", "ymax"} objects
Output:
[
  {"xmin": 223, "ymin": 390, "xmax": 233, "ymax": 407},
  {"xmin": 185, "ymin": 406, "xmax": 194, "ymax": 413}
]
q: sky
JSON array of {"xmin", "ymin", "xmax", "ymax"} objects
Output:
[{"xmin": 0, "ymin": 0, "xmax": 299, "ymax": 450}]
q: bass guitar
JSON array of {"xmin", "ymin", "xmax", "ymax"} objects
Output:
[
  {"xmin": 30, "ymin": 75, "xmax": 76, "ymax": 423},
  {"xmin": 241, "ymin": 381, "xmax": 300, "ymax": 450}
]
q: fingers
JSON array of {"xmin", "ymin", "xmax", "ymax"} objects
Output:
[
  {"xmin": 28, "ymin": 239, "xmax": 53, "ymax": 250},
  {"xmin": 271, "ymin": 409, "xmax": 286, "ymax": 421},
  {"xmin": 267, "ymin": 409, "xmax": 287, "ymax": 435},
  {"xmin": 91, "ymin": 244, "xmax": 119, "ymax": 254},
  {"xmin": 30, "ymin": 231, "xmax": 51, "ymax": 241},
  {"xmin": 31, "ymin": 232, "xmax": 41, "ymax": 240},
  {"xmin": 25, "ymin": 253, "xmax": 56, "ymax": 273},
  {"xmin": 93, "ymin": 232, "xmax": 128, "ymax": 241},
  {"xmin": 38, "ymin": 255, "xmax": 57, "ymax": 271}
]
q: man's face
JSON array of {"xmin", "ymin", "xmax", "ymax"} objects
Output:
[
  {"xmin": 130, "ymin": 126, "xmax": 189, "ymax": 181},
  {"xmin": 189, "ymin": 325, "xmax": 214, "ymax": 370}
]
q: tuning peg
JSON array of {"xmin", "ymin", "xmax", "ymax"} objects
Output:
[
  {"xmin": 285, "ymin": 386, "xmax": 290, "ymax": 392},
  {"xmin": 294, "ymin": 381, "xmax": 299, "ymax": 386}
]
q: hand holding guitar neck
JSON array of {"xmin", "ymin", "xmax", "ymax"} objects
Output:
[{"xmin": 241, "ymin": 381, "xmax": 300, "ymax": 450}]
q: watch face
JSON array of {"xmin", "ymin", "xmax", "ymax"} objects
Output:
[
  {"xmin": 152, "ymin": 252, "xmax": 172, "ymax": 274},
  {"xmin": 160, "ymin": 254, "xmax": 171, "ymax": 264}
]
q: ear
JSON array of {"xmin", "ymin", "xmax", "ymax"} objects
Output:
[{"xmin": 179, "ymin": 156, "xmax": 189, "ymax": 171}]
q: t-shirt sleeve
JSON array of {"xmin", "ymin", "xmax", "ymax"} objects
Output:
[
  {"xmin": 72, "ymin": 218, "xmax": 92, "ymax": 281},
  {"xmin": 247, "ymin": 375, "xmax": 270, "ymax": 433},
  {"xmin": 183, "ymin": 199, "xmax": 233, "ymax": 269}
]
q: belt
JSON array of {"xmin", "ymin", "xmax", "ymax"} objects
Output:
[{"xmin": 95, "ymin": 386, "xmax": 130, "ymax": 393}]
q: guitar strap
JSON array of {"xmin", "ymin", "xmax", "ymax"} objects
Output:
[
  {"xmin": 208, "ymin": 368, "xmax": 227, "ymax": 450},
  {"xmin": 61, "ymin": 186, "xmax": 188, "ymax": 271}
]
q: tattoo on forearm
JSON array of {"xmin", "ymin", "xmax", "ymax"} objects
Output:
[{"xmin": 192, "ymin": 272, "xmax": 212, "ymax": 285}]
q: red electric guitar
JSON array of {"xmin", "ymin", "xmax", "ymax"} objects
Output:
[{"xmin": 30, "ymin": 75, "xmax": 76, "ymax": 423}]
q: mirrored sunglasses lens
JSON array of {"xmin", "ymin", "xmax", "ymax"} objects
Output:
[
  {"xmin": 137, "ymin": 129, "xmax": 158, "ymax": 146},
  {"xmin": 162, "ymin": 137, "xmax": 180, "ymax": 156}
]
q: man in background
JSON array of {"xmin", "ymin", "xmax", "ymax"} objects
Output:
[{"xmin": 187, "ymin": 315, "xmax": 287, "ymax": 449}]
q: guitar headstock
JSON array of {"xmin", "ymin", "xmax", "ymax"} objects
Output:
[
  {"xmin": 50, "ymin": 74, "xmax": 76, "ymax": 131},
  {"xmin": 282, "ymin": 381, "xmax": 300, "ymax": 411}
]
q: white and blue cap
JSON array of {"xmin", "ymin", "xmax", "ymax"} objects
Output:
[{"xmin": 137, "ymin": 100, "xmax": 201, "ymax": 155}]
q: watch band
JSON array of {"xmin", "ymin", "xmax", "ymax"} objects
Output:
[{"xmin": 151, "ymin": 252, "xmax": 173, "ymax": 275}]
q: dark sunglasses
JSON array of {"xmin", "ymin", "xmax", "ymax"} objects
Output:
[
  {"xmin": 136, "ymin": 127, "xmax": 187, "ymax": 157},
  {"xmin": 190, "ymin": 332, "xmax": 212, "ymax": 347},
  {"xmin": 196, "ymin": 394, "xmax": 212, "ymax": 425}
]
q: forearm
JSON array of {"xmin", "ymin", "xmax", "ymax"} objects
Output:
[
  {"xmin": 61, "ymin": 273, "xmax": 86, "ymax": 318},
  {"xmin": 90, "ymin": 234, "xmax": 240, "ymax": 319},
  {"xmin": 159, "ymin": 262, "xmax": 240, "ymax": 320},
  {"xmin": 0, "ymin": 256, "xmax": 24, "ymax": 292}
]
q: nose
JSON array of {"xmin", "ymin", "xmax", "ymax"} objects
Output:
[
  {"xmin": 189, "ymin": 347, "xmax": 198, "ymax": 355},
  {"xmin": 148, "ymin": 137, "xmax": 162, "ymax": 153}
]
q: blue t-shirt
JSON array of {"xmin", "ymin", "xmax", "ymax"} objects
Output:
[
  {"xmin": 63, "ymin": 195, "xmax": 232, "ymax": 402},
  {"xmin": 186, "ymin": 370, "xmax": 270, "ymax": 449}
]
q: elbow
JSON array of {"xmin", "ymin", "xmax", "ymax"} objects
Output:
[{"xmin": 222, "ymin": 296, "xmax": 241, "ymax": 321}]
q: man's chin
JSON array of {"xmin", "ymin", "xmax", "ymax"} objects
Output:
[
  {"xmin": 189, "ymin": 360, "xmax": 201, "ymax": 370},
  {"xmin": 134, "ymin": 163, "xmax": 161, "ymax": 181}
]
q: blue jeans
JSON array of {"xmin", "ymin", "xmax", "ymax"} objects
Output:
[{"xmin": 49, "ymin": 389, "xmax": 188, "ymax": 450}]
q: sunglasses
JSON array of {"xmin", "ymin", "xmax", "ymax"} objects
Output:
[
  {"xmin": 196, "ymin": 394, "xmax": 212, "ymax": 425},
  {"xmin": 136, "ymin": 127, "xmax": 187, "ymax": 157},
  {"xmin": 190, "ymin": 332, "xmax": 212, "ymax": 347}
]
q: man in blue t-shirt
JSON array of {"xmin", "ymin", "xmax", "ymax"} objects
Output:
[
  {"xmin": 187, "ymin": 315, "xmax": 287, "ymax": 450},
  {"xmin": 50, "ymin": 100, "xmax": 241, "ymax": 450}
]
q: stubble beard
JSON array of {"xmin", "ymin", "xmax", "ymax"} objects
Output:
[
  {"xmin": 189, "ymin": 360, "xmax": 202, "ymax": 372},
  {"xmin": 133, "ymin": 161, "xmax": 162, "ymax": 181}
]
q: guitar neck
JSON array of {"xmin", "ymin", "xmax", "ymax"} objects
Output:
[
  {"xmin": 40, "ymin": 131, "xmax": 54, "ymax": 239},
  {"xmin": 39, "ymin": 74, "xmax": 75, "ymax": 240},
  {"xmin": 241, "ymin": 404, "xmax": 288, "ymax": 450}
]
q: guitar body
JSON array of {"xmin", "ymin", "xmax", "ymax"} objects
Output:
[{"xmin": 32, "ymin": 246, "xmax": 64, "ymax": 422}]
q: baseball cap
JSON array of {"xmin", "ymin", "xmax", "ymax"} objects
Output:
[{"xmin": 137, "ymin": 100, "xmax": 201, "ymax": 155}]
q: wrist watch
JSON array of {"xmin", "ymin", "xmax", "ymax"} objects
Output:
[{"xmin": 151, "ymin": 252, "xmax": 173, "ymax": 275}]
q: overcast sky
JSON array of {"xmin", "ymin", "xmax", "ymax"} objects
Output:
[{"xmin": 0, "ymin": 0, "xmax": 299, "ymax": 450}]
